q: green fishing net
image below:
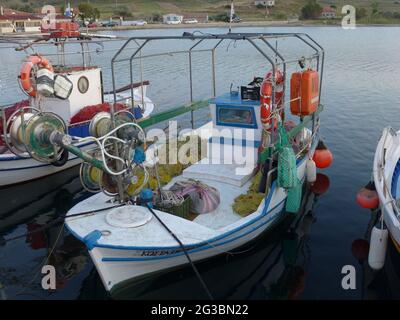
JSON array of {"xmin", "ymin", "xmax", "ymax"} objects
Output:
[
  {"xmin": 276, "ymin": 123, "xmax": 297, "ymax": 189},
  {"xmin": 285, "ymin": 182, "xmax": 302, "ymax": 213},
  {"xmin": 275, "ymin": 123, "xmax": 302, "ymax": 213}
]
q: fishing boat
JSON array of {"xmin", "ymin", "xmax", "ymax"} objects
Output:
[
  {"xmin": 7, "ymin": 32, "xmax": 331, "ymax": 295},
  {"xmin": 0, "ymin": 22, "xmax": 154, "ymax": 187},
  {"xmin": 357, "ymin": 127, "xmax": 400, "ymax": 270},
  {"xmin": 79, "ymin": 180, "xmax": 326, "ymax": 299}
]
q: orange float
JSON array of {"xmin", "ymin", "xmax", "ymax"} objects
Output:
[
  {"xmin": 310, "ymin": 173, "xmax": 330, "ymax": 195},
  {"xmin": 20, "ymin": 55, "xmax": 53, "ymax": 97},
  {"xmin": 313, "ymin": 141, "xmax": 333, "ymax": 169},
  {"xmin": 351, "ymin": 239, "xmax": 370, "ymax": 262},
  {"xmin": 290, "ymin": 69, "xmax": 319, "ymax": 116},
  {"xmin": 356, "ymin": 182, "xmax": 379, "ymax": 209}
]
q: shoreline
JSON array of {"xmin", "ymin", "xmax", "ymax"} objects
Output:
[{"xmin": 87, "ymin": 20, "xmax": 400, "ymax": 32}]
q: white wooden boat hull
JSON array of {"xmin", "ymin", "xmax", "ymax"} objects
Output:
[
  {"xmin": 0, "ymin": 89, "xmax": 154, "ymax": 187},
  {"xmin": 88, "ymin": 197, "xmax": 287, "ymax": 293},
  {"xmin": 373, "ymin": 127, "xmax": 400, "ymax": 248},
  {"xmin": 66, "ymin": 136, "xmax": 317, "ymax": 293},
  {"xmin": 0, "ymin": 142, "xmax": 92, "ymax": 187}
]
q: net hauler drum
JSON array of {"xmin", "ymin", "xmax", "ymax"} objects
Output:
[{"xmin": 290, "ymin": 69, "xmax": 319, "ymax": 116}]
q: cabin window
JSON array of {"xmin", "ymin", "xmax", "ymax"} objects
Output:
[
  {"xmin": 78, "ymin": 76, "xmax": 89, "ymax": 94},
  {"xmin": 216, "ymin": 106, "xmax": 257, "ymax": 129}
]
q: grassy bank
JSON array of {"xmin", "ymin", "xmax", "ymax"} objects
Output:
[{"xmin": 85, "ymin": 19, "xmax": 400, "ymax": 33}]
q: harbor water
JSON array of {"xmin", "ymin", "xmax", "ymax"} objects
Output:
[{"xmin": 1, "ymin": 26, "xmax": 400, "ymax": 299}]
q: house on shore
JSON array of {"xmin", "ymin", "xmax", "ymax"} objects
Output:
[
  {"xmin": 0, "ymin": 6, "xmax": 73, "ymax": 34},
  {"xmin": 163, "ymin": 13, "xmax": 184, "ymax": 24},
  {"xmin": 255, "ymin": 0, "xmax": 275, "ymax": 7},
  {"xmin": 321, "ymin": 7, "xmax": 337, "ymax": 19},
  {"xmin": 0, "ymin": 7, "xmax": 42, "ymax": 34}
]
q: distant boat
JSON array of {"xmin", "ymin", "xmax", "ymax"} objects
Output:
[{"xmin": 0, "ymin": 22, "xmax": 154, "ymax": 187}]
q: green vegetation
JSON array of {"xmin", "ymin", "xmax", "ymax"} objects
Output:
[
  {"xmin": 78, "ymin": 3, "xmax": 100, "ymax": 22},
  {"xmin": 114, "ymin": 6, "xmax": 133, "ymax": 18},
  {"xmin": 3, "ymin": 0, "xmax": 400, "ymax": 24},
  {"xmin": 301, "ymin": 0, "xmax": 322, "ymax": 19}
]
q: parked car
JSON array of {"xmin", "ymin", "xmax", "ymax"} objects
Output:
[
  {"xmin": 101, "ymin": 21, "xmax": 118, "ymax": 27},
  {"xmin": 88, "ymin": 22, "xmax": 98, "ymax": 28},
  {"xmin": 183, "ymin": 18, "xmax": 198, "ymax": 24},
  {"xmin": 132, "ymin": 20, "xmax": 147, "ymax": 26},
  {"xmin": 166, "ymin": 20, "xmax": 181, "ymax": 25},
  {"xmin": 232, "ymin": 16, "xmax": 241, "ymax": 23}
]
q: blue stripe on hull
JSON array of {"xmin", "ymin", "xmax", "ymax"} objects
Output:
[{"xmin": 101, "ymin": 199, "xmax": 286, "ymax": 262}]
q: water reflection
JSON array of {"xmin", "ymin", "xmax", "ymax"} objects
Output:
[
  {"xmin": 0, "ymin": 164, "xmax": 329, "ymax": 300},
  {"xmin": 355, "ymin": 209, "xmax": 400, "ymax": 300}
]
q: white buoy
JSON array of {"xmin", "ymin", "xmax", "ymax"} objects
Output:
[
  {"xmin": 368, "ymin": 226, "xmax": 388, "ymax": 270},
  {"xmin": 36, "ymin": 68, "xmax": 54, "ymax": 97},
  {"xmin": 306, "ymin": 159, "xmax": 317, "ymax": 183}
]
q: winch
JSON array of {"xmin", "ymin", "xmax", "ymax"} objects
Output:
[{"xmin": 5, "ymin": 106, "xmax": 149, "ymax": 202}]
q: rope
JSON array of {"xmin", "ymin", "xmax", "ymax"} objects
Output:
[
  {"xmin": 144, "ymin": 203, "xmax": 214, "ymax": 300},
  {"xmin": 14, "ymin": 220, "xmax": 66, "ymax": 298}
]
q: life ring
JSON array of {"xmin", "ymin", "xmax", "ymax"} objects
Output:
[
  {"xmin": 20, "ymin": 55, "xmax": 54, "ymax": 97},
  {"xmin": 260, "ymin": 70, "xmax": 284, "ymax": 132}
]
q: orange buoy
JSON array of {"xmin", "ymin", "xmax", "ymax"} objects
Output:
[
  {"xmin": 351, "ymin": 239, "xmax": 370, "ymax": 262},
  {"xmin": 313, "ymin": 141, "xmax": 333, "ymax": 169},
  {"xmin": 356, "ymin": 181, "xmax": 379, "ymax": 209},
  {"xmin": 310, "ymin": 173, "xmax": 330, "ymax": 195}
]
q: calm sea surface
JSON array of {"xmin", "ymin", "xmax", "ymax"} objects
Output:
[{"xmin": 1, "ymin": 26, "xmax": 400, "ymax": 300}]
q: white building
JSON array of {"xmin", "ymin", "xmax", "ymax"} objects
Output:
[
  {"xmin": 163, "ymin": 13, "xmax": 183, "ymax": 24},
  {"xmin": 0, "ymin": 7, "xmax": 42, "ymax": 34},
  {"xmin": 255, "ymin": 0, "xmax": 275, "ymax": 7}
]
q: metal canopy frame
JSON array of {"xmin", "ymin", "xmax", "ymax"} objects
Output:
[{"xmin": 110, "ymin": 32, "xmax": 325, "ymax": 128}]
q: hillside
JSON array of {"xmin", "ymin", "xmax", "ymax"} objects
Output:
[{"xmin": 2, "ymin": 0, "xmax": 400, "ymax": 22}]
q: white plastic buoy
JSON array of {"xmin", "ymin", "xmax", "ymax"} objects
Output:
[
  {"xmin": 306, "ymin": 159, "xmax": 317, "ymax": 183},
  {"xmin": 36, "ymin": 68, "xmax": 54, "ymax": 97},
  {"xmin": 368, "ymin": 226, "xmax": 388, "ymax": 270},
  {"xmin": 54, "ymin": 74, "xmax": 73, "ymax": 100}
]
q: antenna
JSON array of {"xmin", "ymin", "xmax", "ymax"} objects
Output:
[{"xmin": 229, "ymin": 0, "xmax": 234, "ymax": 33}]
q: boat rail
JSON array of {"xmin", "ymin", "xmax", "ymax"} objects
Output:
[{"xmin": 109, "ymin": 32, "xmax": 324, "ymax": 129}]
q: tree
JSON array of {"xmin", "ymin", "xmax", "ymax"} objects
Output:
[
  {"xmin": 151, "ymin": 13, "xmax": 162, "ymax": 23},
  {"xmin": 78, "ymin": 3, "xmax": 100, "ymax": 22},
  {"xmin": 114, "ymin": 6, "xmax": 132, "ymax": 18},
  {"xmin": 210, "ymin": 12, "xmax": 230, "ymax": 22},
  {"xmin": 301, "ymin": 0, "xmax": 322, "ymax": 20},
  {"xmin": 356, "ymin": 7, "xmax": 367, "ymax": 19},
  {"xmin": 371, "ymin": 2, "xmax": 379, "ymax": 16}
]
